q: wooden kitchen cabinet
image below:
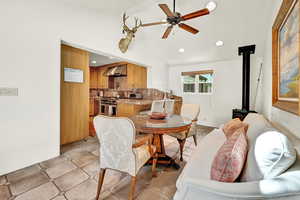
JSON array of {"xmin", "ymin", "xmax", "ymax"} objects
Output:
[
  {"xmin": 89, "ymin": 66, "xmax": 108, "ymax": 89},
  {"xmin": 127, "ymin": 64, "xmax": 147, "ymax": 89},
  {"xmin": 90, "ymin": 68, "xmax": 98, "ymax": 88},
  {"xmin": 89, "ymin": 99, "xmax": 99, "ymax": 136},
  {"xmin": 89, "ymin": 99, "xmax": 99, "ymax": 116},
  {"xmin": 91, "ymin": 62, "xmax": 147, "ymax": 89},
  {"xmin": 89, "ymin": 116, "xmax": 96, "ymax": 136},
  {"xmin": 117, "ymin": 103, "xmax": 151, "ymax": 117},
  {"xmin": 97, "ymin": 66, "xmax": 108, "ymax": 89}
]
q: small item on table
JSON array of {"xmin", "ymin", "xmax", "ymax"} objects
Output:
[{"xmin": 149, "ymin": 112, "xmax": 167, "ymax": 120}]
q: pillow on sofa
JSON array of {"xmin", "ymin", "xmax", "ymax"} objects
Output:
[
  {"xmin": 222, "ymin": 118, "xmax": 249, "ymax": 138},
  {"xmin": 255, "ymin": 131, "xmax": 296, "ymax": 179},
  {"xmin": 210, "ymin": 127, "xmax": 248, "ymax": 182},
  {"xmin": 240, "ymin": 113, "xmax": 273, "ymax": 182}
]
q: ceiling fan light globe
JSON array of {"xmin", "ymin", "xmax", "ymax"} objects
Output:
[
  {"xmin": 216, "ymin": 40, "xmax": 224, "ymax": 46},
  {"xmin": 206, "ymin": 1, "xmax": 217, "ymax": 12},
  {"xmin": 179, "ymin": 48, "xmax": 185, "ymax": 53}
]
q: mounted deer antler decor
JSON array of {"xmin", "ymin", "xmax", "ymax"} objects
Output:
[{"xmin": 119, "ymin": 13, "xmax": 142, "ymax": 53}]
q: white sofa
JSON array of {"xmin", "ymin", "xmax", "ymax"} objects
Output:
[{"xmin": 174, "ymin": 113, "xmax": 300, "ymax": 200}]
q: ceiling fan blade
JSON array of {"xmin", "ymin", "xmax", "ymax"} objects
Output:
[
  {"xmin": 162, "ymin": 26, "xmax": 173, "ymax": 39},
  {"xmin": 178, "ymin": 23, "xmax": 199, "ymax": 34},
  {"xmin": 159, "ymin": 4, "xmax": 175, "ymax": 17},
  {"xmin": 181, "ymin": 8, "xmax": 210, "ymax": 21},
  {"xmin": 142, "ymin": 21, "xmax": 168, "ymax": 27}
]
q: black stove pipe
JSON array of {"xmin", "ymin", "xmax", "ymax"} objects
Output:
[{"xmin": 238, "ymin": 45, "xmax": 256, "ymax": 111}]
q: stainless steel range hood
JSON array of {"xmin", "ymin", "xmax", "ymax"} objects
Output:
[{"xmin": 105, "ymin": 64, "xmax": 127, "ymax": 77}]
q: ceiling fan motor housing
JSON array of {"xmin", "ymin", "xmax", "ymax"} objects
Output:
[{"xmin": 167, "ymin": 12, "xmax": 182, "ymax": 25}]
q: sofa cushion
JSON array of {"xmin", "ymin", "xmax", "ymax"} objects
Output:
[
  {"xmin": 240, "ymin": 113, "xmax": 273, "ymax": 182},
  {"xmin": 177, "ymin": 128, "xmax": 226, "ymax": 189},
  {"xmin": 223, "ymin": 118, "xmax": 249, "ymax": 139},
  {"xmin": 210, "ymin": 127, "xmax": 248, "ymax": 182},
  {"xmin": 255, "ymin": 131, "xmax": 296, "ymax": 179}
]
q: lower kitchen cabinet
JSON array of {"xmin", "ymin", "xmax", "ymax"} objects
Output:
[
  {"xmin": 117, "ymin": 103, "xmax": 151, "ymax": 117},
  {"xmin": 89, "ymin": 99, "xmax": 99, "ymax": 136},
  {"xmin": 89, "ymin": 99, "xmax": 99, "ymax": 116},
  {"xmin": 89, "ymin": 117, "xmax": 96, "ymax": 136}
]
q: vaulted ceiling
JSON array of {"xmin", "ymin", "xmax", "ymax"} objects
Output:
[{"xmin": 61, "ymin": 0, "xmax": 274, "ymax": 65}]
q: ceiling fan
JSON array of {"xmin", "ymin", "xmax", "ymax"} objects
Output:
[{"xmin": 142, "ymin": 0, "xmax": 215, "ymax": 39}]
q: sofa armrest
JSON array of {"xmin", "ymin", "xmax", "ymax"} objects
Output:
[{"xmin": 177, "ymin": 171, "xmax": 300, "ymax": 199}]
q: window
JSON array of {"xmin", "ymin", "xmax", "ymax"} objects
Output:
[
  {"xmin": 182, "ymin": 70, "xmax": 213, "ymax": 94},
  {"xmin": 182, "ymin": 75, "xmax": 196, "ymax": 93}
]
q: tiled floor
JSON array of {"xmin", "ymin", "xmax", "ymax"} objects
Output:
[{"xmin": 0, "ymin": 125, "xmax": 214, "ymax": 200}]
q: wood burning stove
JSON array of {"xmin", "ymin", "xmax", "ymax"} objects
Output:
[{"xmin": 232, "ymin": 45, "xmax": 257, "ymax": 120}]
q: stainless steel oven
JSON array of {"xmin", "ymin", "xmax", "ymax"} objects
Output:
[{"xmin": 99, "ymin": 98, "xmax": 117, "ymax": 116}]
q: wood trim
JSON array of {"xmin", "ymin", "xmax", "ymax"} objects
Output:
[
  {"xmin": 135, "ymin": 124, "xmax": 192, "ymax": 135},
  {"xmin": 132, "ymin": 134, "xmax": 153, "ymax": 148},
  {"xmin": 299, "ymin": 71, "xmax": 300, "ymax": 115},
  {"xmin": 273, "ymin": 0, "xmax": 295, "ymax": 29},
  {"xmin": 273, "ymin": 101, "xmax": 298, "ymax": 115},
  {"xmin": 272, "ymin": 0, "xmax": 300, "ymax": 115},
  {"xmin": 93, "ymin": 62, "xmax": 128, "ymax": 68},
  {"xmin": 181, "ymin": 70, "xmax": 213, "ymax": 76}
]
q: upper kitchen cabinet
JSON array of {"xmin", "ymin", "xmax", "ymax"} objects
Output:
[
  {"xmin": 97, "ymin": 66, "xmax": 108, "ymax": 89},
  {"xmin": 127, "ymin": 63, "xmax": 147, "ymax": 89},
  {"xmin": 90, "ymin": 62, "xmax": 147, "ymax": 89},
  {"xmin": 90, "ymin": 67, "xmax": 98, "ymax": 89}
]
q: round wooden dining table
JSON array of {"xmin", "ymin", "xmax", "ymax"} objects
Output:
[{"xmin": 130, "ymin": 114, "xmax": 192, "ymax": 169}]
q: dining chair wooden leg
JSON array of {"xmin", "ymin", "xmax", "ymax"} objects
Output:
[
  {"xmin": 96, "ymin": 169, "xmax": 106, "ymax": 200},
  {"xmin": 177, "ymin": 138, "xmax": 186, "ymax": 161},
  {"xmin": 152, "ymin": 153, "xmax": 158, "ymax": 177},
  {"xmin": 129, "ymin": 176, "xmax": 137, "ymax": 200},
  {"xmin": 193, "ymin": 135, "xmax": 198, "ymax": 146}
]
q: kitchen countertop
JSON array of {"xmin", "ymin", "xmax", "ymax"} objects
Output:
[
  {"xmin": 116, "ymin": 99, "xmax": 153, "ymax": 105},
  {"xmin": 89, "ymin": 97, "xmax": 182, "ymax": 105}
]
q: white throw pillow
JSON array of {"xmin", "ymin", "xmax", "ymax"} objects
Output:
[{"xmin": 255, "ymin": 131, "xmax": 296, "ymax": 179}]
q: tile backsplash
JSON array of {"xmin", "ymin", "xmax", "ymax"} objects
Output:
[{"xmin": 89, "ymin": 88, "xmax": 171, "ymax": 100}]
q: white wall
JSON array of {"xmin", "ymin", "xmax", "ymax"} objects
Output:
[
  {"xmin": 168, "ymin": 57, "xmax": 263, "ymax": 127},
  {"xmin": 0, "ymin": 0, "xmax": 168, "ymax": 175},
  {"xmin": 259, "ymin": 0, "xmax": 300, "ymax": 138}
]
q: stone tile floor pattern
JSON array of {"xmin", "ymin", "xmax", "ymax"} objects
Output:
[{"xmin": 0, "ymin": 125, "xmax": 214, "ymax": 200}]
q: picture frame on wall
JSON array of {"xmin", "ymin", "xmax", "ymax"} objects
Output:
[{"xmin": 272, "ymin": 0, "xmax": 300, "ymax": 115}]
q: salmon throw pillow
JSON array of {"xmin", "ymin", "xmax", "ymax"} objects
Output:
[
  {"xmin": 211, "ymin": 127, "xmax": 248, "ymax": 182},
  {"xmin": 223, "ymin": 118, "xmax": 249, "ymax": 138}
]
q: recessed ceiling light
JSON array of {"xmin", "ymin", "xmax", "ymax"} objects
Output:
[
  {"xmin": 91, "ymin": 60, "xmax": 97, "ymax": 64},
  {"xmin": 216, "ymin": 40, "xmax": 224, "ymax": 47},
  {"xmin": 179, "ymin": 48, "xmax": 185, "ymax": 53},
  {"xmin": 206, "ymin": 1, "xmax": 217, "ymax": 12}
]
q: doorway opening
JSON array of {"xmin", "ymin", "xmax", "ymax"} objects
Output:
[{"xmin": 60, "ymin": 43, "xmax": 148, "ymax": 146}]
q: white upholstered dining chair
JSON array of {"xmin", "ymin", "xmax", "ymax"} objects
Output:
[
  {"xmin": 140, "ymin": 100, "xmax": 165, "ymax": 115},
  {"xmin": 168, "ymin": 104, "xmax": 200, "ymax": 161},
  {"xmin": 93, "ymin": 115, "xmax": 158, "ymax": 200},
  {"xmin": 164, "ymin": 99, "xmax": 175, "ymax": 115}
]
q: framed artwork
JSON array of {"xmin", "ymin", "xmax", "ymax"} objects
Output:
[{"xmin": 272, "ymin": 0, "xmax": 300, "ymax": 115}]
